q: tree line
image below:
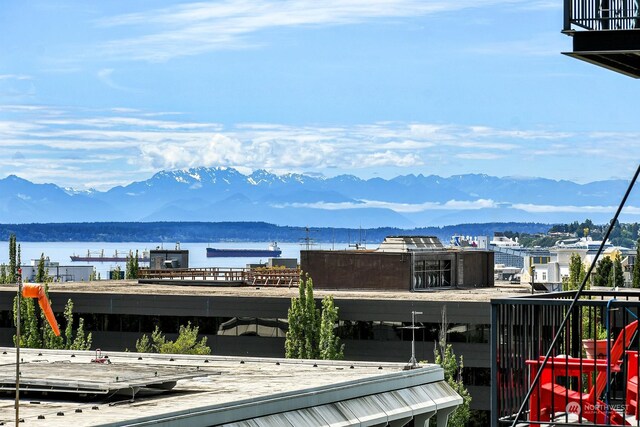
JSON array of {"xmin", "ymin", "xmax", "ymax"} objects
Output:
[
  {"xmin": 0, "ymin": 221, "xmax": 550, "ymax": 244},
  {"xmin": 507, "ymin": 219, "xmax": 640, "ymax": 249}
]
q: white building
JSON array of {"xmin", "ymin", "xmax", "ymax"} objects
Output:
[
  {"xmin": 21, "ymin": 257, "xmax": 93, "ymax": 283},
  {"xmin": 521, "ymin": 237, "xmax": 634, "ymax": 288}
]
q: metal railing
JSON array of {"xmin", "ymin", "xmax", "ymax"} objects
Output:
[
  {"xmin": 246, "ymin": 268, "xmax": 300, "ymax": 287},
  {"xmin": 565, "ymin": 0, "xmax": 640, "ymax": 31},
  {"xmin": 138, "ymin": 267, "xmax": 248, "ymax": 282},
  {"xmin": 492, "ymin": 290, "xmax": 640, "ymax": 426},
  {"xmin": 137, "ymin": 267, "xmax": 301, "ymax": 286}
]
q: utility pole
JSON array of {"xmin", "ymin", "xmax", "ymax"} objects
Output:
[
  {"xmin": 15, "ymin": 268, "xmax": 21, "ymax": 425},
  {"xmin": 404, "ymin": 310, "xmax": 423, "ymax": 369},
  {"xmin": 530, "ymin": 265, "xmax": 536, "ymax": 294}
]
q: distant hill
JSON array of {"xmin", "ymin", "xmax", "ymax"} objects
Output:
[
  {"xmin": 0, "ymin": 221, "xmax": 552, "ymax": 244},
  {"xmin": 0, "ymin": 168, "xmax": 632, "ymax": 226}
]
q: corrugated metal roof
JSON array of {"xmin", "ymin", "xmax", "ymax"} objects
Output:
[
  {"xmin": 337, "ymin": 394, "xmax": 388, "ymax": 425},
  {"xmin": 422, "ymin": 380, "xmax": 463, "ymax": 408},
  {"xmin": 307, "ymin": 403, "xmax": 360, "ymax": 427},
  {"xmin": 377, "ymin": 236, "xmax": 444, "ymax": 253},
  {"xmin": 218, "ymin": 381, "xmax": 461, "ymax": 427}
]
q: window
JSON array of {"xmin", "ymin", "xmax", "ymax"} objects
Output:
[{"xmin": 413, "ymin": 258, "xmax": 452, "ymax": 289}]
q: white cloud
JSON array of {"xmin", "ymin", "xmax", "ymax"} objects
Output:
[
  {"xmin": 97, "ymin": 69, "xmax": 139, "ymax": 93},
  {"xmin": 278, "ymin": 198, "xmax": 498, "ymax": 212},
  {"xmin": 0, "ymin": 74, "xmax": 32, "ymax": 81},
  {"xmin": 3, "ymin": 103, "xmax": 640, "ymax": 188},
  {"xmin": 95, "ymin": 0, "xmax": 536, "ymax": 62},
  {"xmin": 512, "ymin": 203, "xmax": 640, "ymax": 214},
  {"xmin": 354, "ymin": 151, "xmax": 423, "ymax": 167},
  {"xmin": 456, "ymin": 152, "xmax": 504, "ymax": 160}
]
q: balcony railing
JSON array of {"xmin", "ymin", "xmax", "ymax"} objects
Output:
[
  {"xmin": 492, "ymin": 290, "xmax": 640, "ymax": 426},
  {"xmin": 565, "ymin": 0, "xmax": 640, "ymax": 31}
]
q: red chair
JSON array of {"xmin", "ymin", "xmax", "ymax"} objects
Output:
[
  {"xmin": 626, "ymin": 350, "xmax": 639, "ymax": 419},
  {"xmin": 527, "ymin": 319, "xmax": 638, "ymax": 425}
]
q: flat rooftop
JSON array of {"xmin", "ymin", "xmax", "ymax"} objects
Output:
[
  {"xmin": 4, "ymin": 279, "xmax": 532, "ymax": 302},
  {"xmin": 0, "ymin": 348, "xmax": 459, "ymax": 426}
]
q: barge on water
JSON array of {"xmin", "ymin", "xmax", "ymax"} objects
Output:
[
  {"xmin": 70, "ymin": 249, "xmax": 150, "ymax": 263},
  {"xmin": 206, "ymin": 242, "xmax": 281, "ymax": 258}
]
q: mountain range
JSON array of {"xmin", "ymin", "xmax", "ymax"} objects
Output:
[{"xmin": 0, "ymin": 167, "xmax": 633, "ymax": 227}]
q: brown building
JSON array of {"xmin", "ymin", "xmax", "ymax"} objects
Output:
[{"xmin": 301, "ymin": 235, "xmax": 494, "ymax": 291}]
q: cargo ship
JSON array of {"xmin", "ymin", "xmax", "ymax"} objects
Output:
[
  {"xmin": 70, "ymin": 249, "xmax": 150, "ymax": 263},
  {"xmin": 206, "ymin": 242, "xmax": 281, "ymax": 258}
]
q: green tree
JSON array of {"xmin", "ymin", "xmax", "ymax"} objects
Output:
[
  {"xmin": 135, "ymin": 322, "xmax": 210, "ymax": 355},
  {"xmin": 126, "ymin": 252, "xmax": 134, "ymax": 279},
  {"xmin": 35, "ymin": 253, "xmax": 49, "ymax": 283},
  {"xmin": 8, "ymin": 234, "xmax": 16, "ymax": 284},
  {"xmin": 60, "ymin": 299, "xmax": 92, "ymax": 350},
  {"xmin": 318, "ymin": 295, "xmax": 344, "ymax": 360},
  {"xmin": 434, "ymin": 344, "xmax": 472, "ymax": 427},
  {"xmin": 13, "ymin": 288, "xmax": 91, "ymax": 350},
  {"xmin": 0, "ymin": 264, "xmax": 6, "ymax": 284},
  {"xmin": 133, "ymin": 250, "xmax": 139, "ymax": 278},
  {"xmin": 564, "ymin": 253, "xmax": 587, "ymax": 291},
  {"xmin": 582, "ymin": 305, "xmax": 607, "ymax": 341},
  {"xmin": 594, "ymin": 257, "xmax": 613, "ymax": 287},
  {"xmin": 610, "ymin": 253, "xmax": 624, "ymax": 288},
  {"xmin": 285, "ymin": 274, "xmax": 320, "ymax": 359},
  {"xmin": 126, "ymin": 251, "xmax": 140, "ymax": 279},
  {"xmin": 285, "ymin": 274, "xmax": 345, "ymax": 360},
  {"xmin": 135, "ymin": 332, "xmax": 152, "ymax": 353},
  {"xmin": 13, "ymin": 297, "xmax": 41, "ymax": 348},
  {"xmin": 433, "ymin": 307, "xmax": 471, "ymax": 427},
  {"xmin": 633, "ymin": 239, "xmax": 640, "ymax": 288},
  {"xmin": 112, "ymin": 265, "xmax": 122, "ymax": 280}
]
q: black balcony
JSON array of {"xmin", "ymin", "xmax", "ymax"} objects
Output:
[
  {"xmin": 564, "ymin": 0, "xmax": 640, "ymax": 77},
  {"xmin": 492, "ymin": 290, "xmax": 640, "ymax": 426}
]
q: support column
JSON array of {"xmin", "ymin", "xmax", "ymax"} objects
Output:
[
  {"xmin": 413, "ymin": 410, "xmax": 436, "ymax": 427},
  {"xmin": 436, "ymin": 407, "xmax": 457, "ymax": 427},
  {"xmin": 388, "ymin": 416, "xmax": 412, "ymax": 427}
]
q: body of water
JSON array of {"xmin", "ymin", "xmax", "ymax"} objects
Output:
[{"xmin": 0, "ymin": 241, "xmax": 354, "ymax": 278}]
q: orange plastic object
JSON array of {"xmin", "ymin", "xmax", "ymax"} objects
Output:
[{"xmin": 22, "ymin": 283, "xmax": 60, "ymax": 336}]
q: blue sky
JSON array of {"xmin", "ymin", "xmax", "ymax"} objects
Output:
[{"xmin": 1, "ymin": 0, "xmax": 639, "ymax": 191}]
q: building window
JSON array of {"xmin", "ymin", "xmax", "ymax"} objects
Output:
[
  {"xmin": 413, "ymin": 259, "xmax": 452, "ymax": 289},
  {"xmin": 532, "ymin": 256, "xmax": 551, "ymax": 265}
]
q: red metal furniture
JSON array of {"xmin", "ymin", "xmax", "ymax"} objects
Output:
[
  {"xmin": 626, "ymin": 350, "xmax": 639, "ymax": 419},
  {"xmin": 527, "ymin": 319, "xmax": 638, "ymax": 425}
]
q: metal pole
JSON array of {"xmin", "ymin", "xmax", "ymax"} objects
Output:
[
  {"xmin": 530, "ymin": 265, "xmax": 535, "ymax": 294},
  {"xmin": 409, "ymin": 310, "xmax": 423, "ymax": 367},
  {"xmin": 15, "ymin": 268, "xmax": 22, "ymax": 425},
  {"xmin": 411, "ymin": 311, "xmax": 416, "ymax": 366}
]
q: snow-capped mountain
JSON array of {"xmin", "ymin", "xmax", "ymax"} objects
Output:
[{"xmin": 0, "ymin": 168, "xmax": 632, "ymax": 226}]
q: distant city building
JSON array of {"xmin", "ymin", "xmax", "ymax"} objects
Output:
[
  {"xmin": 21, "ymin": 257, "xmax": 93, "ymax": 283},
  {"xmin": 520, "ymin": 237, "xmax": 635, "ymax": 287},
  {"xmin": 490, "ymin": 233, "xmax": 526, "ymax": 268},
  {"xmin": 301, "ymin": 235, "xmax": 494, "ymax": 291},
  {"xmin": 267, "ymin": 257, "xmax": 298, "ymax": 269},
  {"xmin": 150, "ymin": 243, "xmax": 189, "ymax": 269}
]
